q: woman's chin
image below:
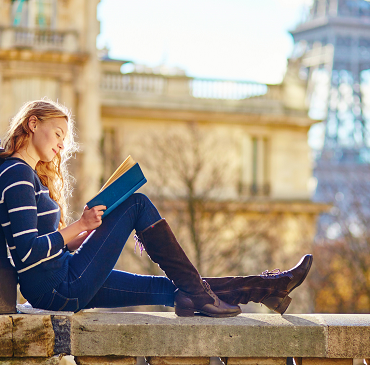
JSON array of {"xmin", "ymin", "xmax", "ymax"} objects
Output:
[{"xmin": 40, "ymin": 156, "xmax": 55, "ymax": 163}]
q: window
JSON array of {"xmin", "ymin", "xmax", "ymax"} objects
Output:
[
  {"xmin": 12, "ymin": 0, "xmax": 29, "ymax": 27},
  {"xmin": 240, "ymin": 135, "xmax": 270, "ymax": 197},
  {"xmin": 34, "ymin": 0, "xmax": 55, "ymax": 28},
  {"xmin": 11, "ymin": 0, "xmax": 56, "ymax": 28}
]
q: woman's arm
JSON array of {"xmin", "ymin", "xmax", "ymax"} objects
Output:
[
  {"xmin": 1, "ymin": 163, "xmax": 105, "ymax": 265},
  {"xmin": 59, "ymin": 205, "xmax": 106, "ymax": 245},
  {"xmin": 65, "ymin": 231, "xmax": 92, "ymax": 252},
  {"xmin": 2, "ymin": 164, "xmax": 65, "ymax": 266}
]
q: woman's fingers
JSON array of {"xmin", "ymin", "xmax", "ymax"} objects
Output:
[
  {"xmin": 90, "ymin": 206, "xmax": 106, "ymax": 218},
  {"xmin": 81, "ymin": 205, "xmax": 106, "ymax": 230}
]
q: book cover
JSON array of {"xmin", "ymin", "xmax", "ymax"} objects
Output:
[{"xmin": 86, "ymin": 160, "xmax": 147, "ymax": 218}]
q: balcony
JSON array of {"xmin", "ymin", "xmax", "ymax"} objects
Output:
[
  {"xmin": 0, "ymin": 26, "xmax": 79, "ymax": 53},
  {"xmin": 1, "ymin": 310, "xmax": 370, "ymax": 364},
  {"xmin": 99, "ymin": 71, "xmax": 296, "ymax": 118}
]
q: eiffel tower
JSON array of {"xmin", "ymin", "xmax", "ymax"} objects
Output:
[
  {"xmin": 291, "ymin": 0, "xmax": 370, "ymax": 162},
  {"xmin": 290, "ymin": 0, "xmax": 370, "ymax": 246}
]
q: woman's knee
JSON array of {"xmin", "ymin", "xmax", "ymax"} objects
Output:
[
  {"xmin": 131, "ymin": 192, "xmax": 151, "ymax": 204},
  {"xmin": 131, "ymin": 193, "xmax": 162, "ymax": 230}
]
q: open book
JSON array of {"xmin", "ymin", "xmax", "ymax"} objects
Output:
[{"xmin": 86, "ymin": 156, "xmax": 147, "ymax": 218}]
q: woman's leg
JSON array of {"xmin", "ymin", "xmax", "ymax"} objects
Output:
[
  {"xmin": 135, "ymin": 219, "xmax": 241, "ymax": 317},
  {"xmin": 83, "ymin": 270, "xmax": 176, "ymax": 309},
  {"xmin": 66, "ymin": 193, "xmax": 165, "ymax": 309},
  {"xmin": 203, "ymin": 254, "xmax": 313, "ymax": 314},
  {"xmin": 39, "ymin": 192, "xmax": 240, "ymax": 317}
]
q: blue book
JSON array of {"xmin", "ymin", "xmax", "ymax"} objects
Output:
[{"xmin": 86, "ymin": 156, "xmax": 147, "ymax": 218}]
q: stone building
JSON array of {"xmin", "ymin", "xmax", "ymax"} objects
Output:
[{"xmin": 0, "ymin": 0, "xmax": 328, "ymax": 313}]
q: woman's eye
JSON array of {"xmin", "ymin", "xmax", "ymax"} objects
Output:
[{"xmin": 56, "ymin": 133, "xmax": 60, "ymax": 138}]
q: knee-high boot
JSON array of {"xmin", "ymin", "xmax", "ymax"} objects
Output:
[
  {"xmin": 135, "ymin": 218, "xmax": 241, "ymax": 317},
  {"xmin": 204, "ymin": 254, "xmax": 313, "ymax": 314}
]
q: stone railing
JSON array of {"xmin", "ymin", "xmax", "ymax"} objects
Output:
[
  {"xmin": 1, "ymin": 311, "xmax": 370, "ymax": 365},
  {"xmin": 190, "ymin": 78, "xmax": 268, "ymax": 100},
  {"xmin": 100, "ymin": 72, "xmax": 268, "ymax": 100},
  {"xmin": 0, "ymin": 26, "xmax": 79, "ymax": 53}
]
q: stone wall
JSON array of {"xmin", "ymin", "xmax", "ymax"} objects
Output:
[{"xmin": 1, "ymin": 311, "xmax": 370, "ymax": 364}]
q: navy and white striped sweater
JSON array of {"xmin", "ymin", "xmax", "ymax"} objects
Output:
[{"xmin": 0, "ymin": 158, "xmax": 69, "ymax": 300}]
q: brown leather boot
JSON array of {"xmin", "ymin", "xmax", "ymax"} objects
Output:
[
  {"xmin": 135, "ymin": 219, "xmax": 241, "ymax": 318},
  {"xmin": 204, "ymin": 254, "xmax": 313, "ymax": 314}
]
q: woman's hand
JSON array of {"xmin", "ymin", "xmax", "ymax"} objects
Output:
[
  {"xmin": 59, "ymin": 205, "xmax": 106, "ymax": 246},
  {"xmin": 79, "ymin": 205, "xmax": 106, "ymax": 231}
]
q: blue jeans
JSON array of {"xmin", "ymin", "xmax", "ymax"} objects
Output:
[{"xmin": 29, "ymin": 193, "xmax": 176, "ymax": 312}]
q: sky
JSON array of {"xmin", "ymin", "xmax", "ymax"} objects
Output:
[{"xmin": 97, "ymin": 0, "xmax": 314, "ymax": 85}]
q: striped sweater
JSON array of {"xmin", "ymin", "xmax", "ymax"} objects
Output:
[{"xmin": 0, "ymin": 157, "xmax": 69, "ymax": 300}]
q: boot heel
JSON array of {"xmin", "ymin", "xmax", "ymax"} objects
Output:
[
  {"xmin": 262, "ymin": 295, "xmax": 292, "ymax": 314},
  {"xmin": 175, "ymin": 306, "xmax": 195, "ymax": 317}
]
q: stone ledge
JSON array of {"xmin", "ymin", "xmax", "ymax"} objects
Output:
[{"xmin": 1, "ymin": 312, "xmax": 370, "ymax": 359}]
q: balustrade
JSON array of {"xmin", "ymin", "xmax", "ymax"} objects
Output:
[
  {"xmin": 0, "ymin": 26, "xmax": 79, "ymax": 52},
  {"xmin": 100, "ymin": 72, "xmax": 268, "ymax": 101},
  {"xmin": 190, "ymin": 78, "xmax": 268, "ymax": 100}
]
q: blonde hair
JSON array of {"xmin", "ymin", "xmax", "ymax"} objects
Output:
[{"xmin": 0, "ymin": 99, "xmax": 78, "ymax": 229}]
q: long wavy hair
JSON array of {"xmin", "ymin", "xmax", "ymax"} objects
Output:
[{"xmin": 0, "ymin": 100, "xmax": 78, "ymax": 229}]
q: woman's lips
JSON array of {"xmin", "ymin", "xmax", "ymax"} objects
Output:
[{"xmin": 52, "ymin": 149, "xmax": 57, "ymax": 154}]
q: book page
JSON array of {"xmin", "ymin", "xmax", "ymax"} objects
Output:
[{"xmin": 99, "ymin": 155, "xmax": 136, "ymax": 192}]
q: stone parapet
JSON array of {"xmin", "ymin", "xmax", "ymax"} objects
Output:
[{"xmin": 1, "ymin": 312, "xmax": 370, "ymax": 364}]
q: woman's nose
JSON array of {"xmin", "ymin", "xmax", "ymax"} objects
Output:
[{"xmin": 58, "ymin": 142, "xmax": 64, "ymax": 150}]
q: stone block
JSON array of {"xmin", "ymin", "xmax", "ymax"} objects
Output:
[
  {"xmin": 301, "ymin": 359, "xmax": 353, "ymax": 365},
  {"xmin": 74, "ymin": 356, "xmax": 137, "ymax": 365},
  {"xmin": 225, "ymin": 358, "xmax": 286, "ymax": 365},
  {"xmin": 0, "ymin": 355, "xmax": 60, "ymax": 364},
  {"xmin": 12, "ymin": 315, "xmax": 55, "ymax": 357},
  {"xmin": 323, "ymin": 315, "xmax": 370, "ymax": 358},
  {"xmin": 71, "ymin": 312, "xmax": 326, "ymax": 358},
  {"xmin": 147, "ymin": 357, "xmax": 210, "ymax": 365},
  {"xmin": 0, "ymin": 316, "xmax": 13, "ymax": 357}
]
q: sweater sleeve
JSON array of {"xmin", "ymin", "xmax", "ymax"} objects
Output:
[{"xmin": 2, "ymin": 164, "xmax": 64, "ymax": 268}]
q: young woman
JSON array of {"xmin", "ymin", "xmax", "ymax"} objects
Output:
[{"xmin": 0, "ymin": 100, "xmax": 313, "ymax": 317}]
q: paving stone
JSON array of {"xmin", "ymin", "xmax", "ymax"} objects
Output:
[
  {"xmin": 147, "ymin": 357, "xmax": 210, "ymax": 365},
  {"xmin": 75, "ymin": 356, "xmax": 137, "ymax": 365},
  {"xmin": 225, "ymin": 358, "xmax": 286, "ymax": 365},
  {"xmin": 0, "ymin": 355, "xmax": 60, "ymax": 364},
  {"xmin": 301, "ymin": 358, "xmax": 353, "ymax": 364}
]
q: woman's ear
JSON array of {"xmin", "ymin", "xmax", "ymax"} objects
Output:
[{"xmin": 28, "ymin": 116, "xmax": 38, "ymax": 133}]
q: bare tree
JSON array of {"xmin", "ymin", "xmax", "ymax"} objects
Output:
[
  {"xmin": 311, "ymin": 158, "xmax": 370, "ymax": 313},
  {"xmin": 114, "ymin": 124, "xmax": 292, "ymax": 278}
]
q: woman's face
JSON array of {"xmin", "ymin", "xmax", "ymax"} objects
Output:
[{"xmin": 29, "ymin": 117, "xmax": 68, "ymax": 162}]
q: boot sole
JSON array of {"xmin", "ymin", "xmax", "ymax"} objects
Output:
[{"xmin": 175, "ymin": 305, "xmax": 241, "ymax": 318}]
